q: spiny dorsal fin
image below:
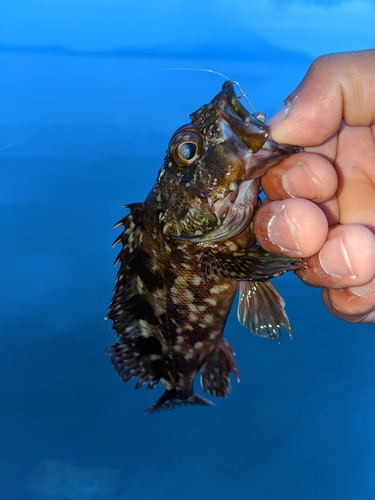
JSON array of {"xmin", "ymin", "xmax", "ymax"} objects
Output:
[
  {"xmin": 107, "ymin": 203, "xmax": 145, "ymax": 330},
  {"xmin": 107, "ymin": 203, "xmax": 167, "ymax": 391}
]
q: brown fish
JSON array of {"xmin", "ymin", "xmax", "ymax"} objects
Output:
[{"xmin": 107, "ymin": 81, "xmax": 303, "ymax": 413}]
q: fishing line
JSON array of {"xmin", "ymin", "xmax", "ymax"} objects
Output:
[{"xmin": 0, "ymin": 67, "xmax": 261, "ymax": 151}]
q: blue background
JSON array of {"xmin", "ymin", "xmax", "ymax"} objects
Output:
[{"xmin": 1, "ymin": 1, "xmax": 375, "ymax": 498}]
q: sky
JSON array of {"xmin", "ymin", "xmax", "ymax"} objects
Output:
[{"xmin": 0, "ymin": 0, "xmax": 374, "ymax": 58}]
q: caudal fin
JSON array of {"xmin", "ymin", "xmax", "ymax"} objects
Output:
[{"xmin": 145, "ymin": 389, "xmax": 213, "ymax": 414}]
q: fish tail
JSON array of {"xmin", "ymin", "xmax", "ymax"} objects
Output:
[{"xmin": 145, "ymin": 389, "xmax": 213, "ymax": 414}]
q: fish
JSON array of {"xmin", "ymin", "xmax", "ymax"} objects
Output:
[{"xmin": 106, "ymin": 80, "xmax": 304, "ymax": 413}]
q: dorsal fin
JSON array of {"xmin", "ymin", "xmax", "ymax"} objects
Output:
[
  {"xmin": 106, "ymin": 203, "xmax": 168, "ymax": 389},
  {"xmin": 107, "ymin": 203, "xmax": 146, "ymax": 333}
]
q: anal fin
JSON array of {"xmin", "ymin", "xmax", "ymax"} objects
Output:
[
  {"xmin": 200, "ymin": 339, "xmax": 240, "ymax": 398},
  {"xmin": 237, "ymin": 280, "xmax": 291, "ymax": 341}
]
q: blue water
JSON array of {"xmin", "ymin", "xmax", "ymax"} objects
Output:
[{"xmin": 1, "ymin": 51, "xmax": 375, "ymax": 499}]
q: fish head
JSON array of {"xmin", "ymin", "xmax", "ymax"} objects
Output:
[{"xmin": 153, "ymin": 81, "xmax": 298, "ymax": 242}]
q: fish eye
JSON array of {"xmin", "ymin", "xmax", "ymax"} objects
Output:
[
  {"xmin": 178, "ymin": 142, "xmax": 197, "ymax": 161},
  {"xmin": 169, "ymin": 130, "xmax": 203, "ymax": 168}
]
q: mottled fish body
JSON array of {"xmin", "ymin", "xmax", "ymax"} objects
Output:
[{"xmin": 107, "ymin": 81, "xmax": 303, "ymax": 413}]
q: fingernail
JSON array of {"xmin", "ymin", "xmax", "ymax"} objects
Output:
[
  {"xmin": 267, "ymin": 205, "xmax": 302, "ymax": 255},
  {"xmin": 267, "ymin": 104, "xmax": 290, "ymax": 126},
  {"xmin": 349, "ymin": 279, "xmax": 375, "ymax": 297},
  {"xmin": 268, "ymin": 95, "xmax": 298, "ymax": 126},
  {"xmin": 319, "ymin": 235, "xmax": 356, "ymax": 278},
  {"xmin": 282, "ymin": 162, "xmax": 320, "ymax": 199}
]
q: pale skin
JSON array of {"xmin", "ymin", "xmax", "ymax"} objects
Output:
[{"xmin": 253, "ymin": 50, "xmax": 375, "ymax": 323}]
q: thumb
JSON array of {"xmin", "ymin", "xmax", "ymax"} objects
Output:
[{"xmin": 268, "ymin": 50, "xmax": 375, "ymax": 147}]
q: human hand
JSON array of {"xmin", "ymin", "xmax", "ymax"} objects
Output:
[{"xmin": 254, "ymin": 50, "xmax": 375, "ymax": 323}]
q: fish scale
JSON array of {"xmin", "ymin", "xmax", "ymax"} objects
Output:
[{"xmin": 107, "ymin": 81, "xmax": 305, "ymax": 413}]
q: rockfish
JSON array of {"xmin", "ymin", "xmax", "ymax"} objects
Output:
[{"xmin": 107, "ymin": 81, "xmax": 303, "ymax": 413}]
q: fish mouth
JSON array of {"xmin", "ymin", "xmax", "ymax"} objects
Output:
[
  {"xmin": 217, "ymin": 80, "xmax": 269, "ymax": 154},
  {"xmin": 218, "ymin": 80, "xmax": 297, "ymax": 156}
]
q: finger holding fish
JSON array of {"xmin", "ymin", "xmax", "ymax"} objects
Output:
[
  {"xmin": 254, "ymin": 197, "xmax": 375, "ymax": 323},
  {"xmin": 254, "ymin": 199, "xmax": 375, "ymax": 284},
  {"xmin": 295, "ymin": 223, "xmax": 375, "ymax": 287},
  {"xmin": 255, "ymin": 130, "xmax": 375, "ymax": 322},
  {"xmin": 254, "ymin": 197, "xmax": 329, "ymax": 258},
  {"xmin": 260, "ymin": 151, "xmax": 339, "ymax": 204},
  {"xmin": 322, "ymin": 284, "xmax": 375, "ymax": 324}
]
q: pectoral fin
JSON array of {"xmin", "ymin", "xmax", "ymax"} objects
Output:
[
  {"xmin": 200, "ymin": 246, "xmax": 304, "ymax": 282},
  {"xmin": 237, "ymin": 280, "xmax": 291, "ymax": 341}
]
